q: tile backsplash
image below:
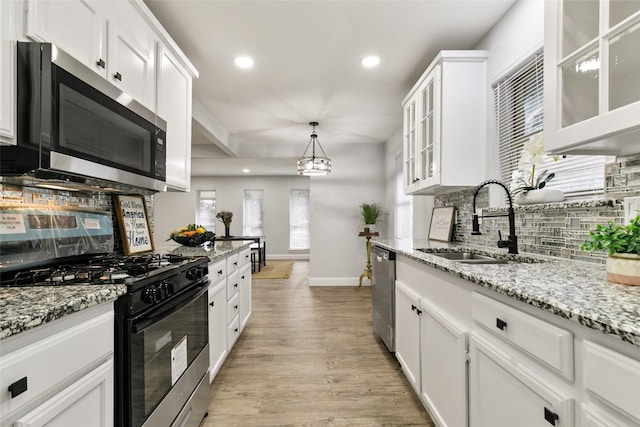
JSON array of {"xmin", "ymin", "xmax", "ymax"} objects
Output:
[
  {"xmin": 0, "ymin": 185, "xmax": 154, "ymax": 254},
  {"xmin": 436, "ymin": 153, "xmax": 640, "ymax": 264}
]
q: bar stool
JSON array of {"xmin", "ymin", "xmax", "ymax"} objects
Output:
[{"xmin": 250, "ymin": 245, "xmax": 261, "ymax": 272}]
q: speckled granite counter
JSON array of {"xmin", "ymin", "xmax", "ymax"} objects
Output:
[
  {"xmin": 159, "ymin": 239, "xmax": 253, "ymax": 261},
  {"xmin": 0, "ymin": 241, "xmax": 251, "ymax": 342},
  {"xmin": 0, "ymin": 285, "xmax": 127, "ymax": 340},
  {"xmin": 373, "ymin": 238, "xmax": 640, "ymax": 348}
]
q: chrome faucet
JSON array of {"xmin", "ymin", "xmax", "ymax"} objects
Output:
[{"xmin": 471, "ymin": 180, "xmax": 518, "ymax": 255}]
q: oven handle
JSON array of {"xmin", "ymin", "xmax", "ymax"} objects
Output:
[{"xmin": 131, "ymin": 280, "xmax": 209, "ymax": 334}]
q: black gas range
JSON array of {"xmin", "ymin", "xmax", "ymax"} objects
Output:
[{"xmin": 0, "ymin": 207, "xmax": 211, "ymax": 427}]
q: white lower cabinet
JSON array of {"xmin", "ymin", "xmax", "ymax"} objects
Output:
[
  {"xmin": 207, "ymin": 248, "xmax": 252, "ymax": 384},
  {"xmin": 582, "ymin": 341, "xmax": 640, "ymax": 425},
  {"xmin": 394, "ymin": 254, "xmax": 640, "ymax": 427},
  {"xmin": 395, "ymin": 280, "xmax": 422, "ymax": 395},
  {"xmin": 13, "ymin": 359, "xmax": 113, "ymax": 427},
  {"xmin": 239, "ymin": 263, "xmax": 252, "ymax": 332},
  {"xmin": 208, "ymin": 280, "xmax": 227, "ymax": 383},
  {"xmin": 469, "ymin": 332, "xmax": 574, "ymax": 427},
  {"xmin": 420, "ymin": 298, "xmax": 468, "ymax": 427},
  {"xmin": 0, "ymin": 303, "xmax": 114, "ymax": 427}
]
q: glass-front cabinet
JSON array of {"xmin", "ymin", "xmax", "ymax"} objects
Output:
[
  {"xmin": 544, "ymin": 0, "xmax": 640, "ymax": 155},
  {"xmin": 402, "ymin": 51, "xmax": 488, "ymax": 195}
]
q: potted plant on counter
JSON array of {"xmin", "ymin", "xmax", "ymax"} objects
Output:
[
  {"xmin": 509, "ymin": 132, "xmax": 564, "ymax": 204},
  {"xmin": 581, "ymin": 215, "xmax": 640, "ymax": 286}
]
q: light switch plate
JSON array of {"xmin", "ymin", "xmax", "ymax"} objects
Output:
[{"xmin": 623, "ymin": 197, "xmax": 640, "ymax": 224}]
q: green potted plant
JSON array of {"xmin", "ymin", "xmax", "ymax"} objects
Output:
[
  {"xmin": 360, "ymin": 203, "xmax": 385, "ymax": 232},
  {"xmin": 581, "ymin": 215, "xmax": 640, "ymax": 286}
]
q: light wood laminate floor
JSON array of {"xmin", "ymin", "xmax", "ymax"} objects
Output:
[{"xmin": 203, "ymin": 261, "xmax": 434, "ymax": 426}]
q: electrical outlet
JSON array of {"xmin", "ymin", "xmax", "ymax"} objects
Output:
[{"xmin": 623, "ymin": 197, "xmax": 640, "ymax": 224}]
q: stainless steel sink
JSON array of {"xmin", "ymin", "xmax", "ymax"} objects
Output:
[{"xmin": 427, "ymin": 252, "xmax": 508, "ymax": 264}]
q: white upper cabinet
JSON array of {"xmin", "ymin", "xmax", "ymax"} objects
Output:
[
  {"xmin": 0, "ymin": 0, "xmax": 16, "ymax": 145},
  {"xmin": 402, "ymin": 51, "xmax": 488, "ymax": 195},
  {"xmin": 25, "ymin": 0, "xmax": 157, "ymax": 110},
  {"xmin": 157, "ymin": 43, "xmax": 193, "ymax": 191},
  {"xmin": 544, "ymin": 0, "xmax": 640, "ymax": 155}
]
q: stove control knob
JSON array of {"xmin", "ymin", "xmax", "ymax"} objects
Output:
[
  {"xmin": 186, "ymin": 269, "xmax": 197, "ymax": 281},
  {"xmin": 161, "ymin": 281, "xmax": 174, "ymax": 297}
]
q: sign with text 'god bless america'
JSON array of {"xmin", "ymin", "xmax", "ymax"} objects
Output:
[{"xmin": 114, "ymin": 195, "xmax": 154, "ymax": 255}]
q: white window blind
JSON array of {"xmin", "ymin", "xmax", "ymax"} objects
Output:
[
  {"xmin": 243, "ymin": 190, "xmax": 263, "ymax": 236},
  {"xmin": 395, "ymin": 154, "xmax": 412, "ymax": 240},
  {"xmin": 290, "ymin": 189, "xmax": 310, "ymax": 250},
  {"xmin": 495, "ymin": 52, "xmax": 609, "ymax": 199},
  {"xmin": 196, "ymin": 190, "xmax": 216, "ymax": 229}
]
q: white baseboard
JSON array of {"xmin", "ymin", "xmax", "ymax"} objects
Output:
[
  {"xmin": 268, "ymin": 254, "xmax": 309, "ymax": 261},
  {"xmin": 308, "ymin": 277, "xmax": 371, "ymax": 287}
]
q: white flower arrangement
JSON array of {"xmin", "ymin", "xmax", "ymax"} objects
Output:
[{"xmin": 509, "ymin": 132, "xmax": 558, "ymax": 195}]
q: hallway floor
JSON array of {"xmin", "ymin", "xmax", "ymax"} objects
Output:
[{"xmin": 202, "ymin": 261, "xmax": 434, "ymax": 426}]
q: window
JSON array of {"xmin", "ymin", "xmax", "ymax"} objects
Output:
[
  {"xmin": 243, "ymin": 190, "xmax": 263, "ymax": 236},
  {"xmin": 395, "ymin": 154, "xmax": 413, "ymax": 240},
  {"xmin": 495, "ymin": 51, "xmax": 609, "ymax": 199},
  {"xmin": 290, "ymin": 189, "xmax": 310, "ymax": 250},
  {"xmin": 196, "ymin": 191, "xmax": 216, "ymax": 229}
]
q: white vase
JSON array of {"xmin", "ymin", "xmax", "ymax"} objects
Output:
[
  {"xmin": 514, "ymin": 189, "xmax": 564, "ymax": 205},
  {"xmin": 607, "ymin": 253, "xmax": 640, "ymax": 286}
]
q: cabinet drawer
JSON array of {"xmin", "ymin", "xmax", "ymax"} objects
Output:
[
  {"xmin": 238, "ymin": 248, "xmax": 251, "ymax": 268},
  {"xmin": 226, "ymin": 253, "xmax": 239, "ymax": 275},
  {"xmin": 0, "ymin": 310, "xmax": 113, "ymax": 419},
  {"xmin": 583, "ymin": 341, "xmax": 640, "ymax": 423},
  {"xmin": 227, "ymin": 292, "xmax": 240, "ymax": 325},
  {"xmin": 208, "ymin": 259, "xmax": 227, "ymax": 286},
  {"xmin": 227, "ymin": 316, "xmax": 240, "ymax": 349},
  {"xmin": 472, "ymin": 292, "xmax": 573, "ymax": 380},
  {"xmin": 226, "ymin": 270, "xmax": 239, "ymax": 300}
]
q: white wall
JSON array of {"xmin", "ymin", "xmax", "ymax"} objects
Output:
[
  {"xmin": 474, "ymin": 0, "xmax": 544, "ymax": 206},
  {"xmin": 309, "ymin": 141, "xmax": 386, "ymax": 285},
  {"xmin": 154, "ymin": 175, "xmax": 310, "ymax": 258}
]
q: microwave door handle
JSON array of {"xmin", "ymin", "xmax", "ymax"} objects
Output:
[{"xmin": 131, "ymin": 281, "xmax": 208, "ymax": 333}]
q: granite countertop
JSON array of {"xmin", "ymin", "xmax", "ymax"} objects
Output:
[
  {"xmin": 373, "ymin": 238, "xmax": 640, "ymax": 348},
  {"xmin": 159, "ymin": 239, "xmax": 253, "ymax": 261},
  {"xmin": 0, "ymin": 240, "xmax": 252, "ymax": 341},
  {"xmin": 0, "ymin": 285, "xmax": 127, "ymax": 340}
]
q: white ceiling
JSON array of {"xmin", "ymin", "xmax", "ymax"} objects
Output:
[{"xmin": 144, "ymin": 0, "xmax": 516, "ymax": 176}]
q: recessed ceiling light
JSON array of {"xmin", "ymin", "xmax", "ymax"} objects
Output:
[
  {"xmin": 235, "ymin": 56, "xmax": 254, "ymax": 68},
  {"xmin": 242, "ymin": 169, "xmax": 250, "ymax": 173},
  {"xmin": 361, "ymin": 56, "xmax": 380, "ymax": 68}
]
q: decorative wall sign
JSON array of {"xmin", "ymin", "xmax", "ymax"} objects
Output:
[
  {"xmin": 114, "ymin": 195, "xmax": 154, "ymax": 254},
  {"xmin": 429, "ymin": 206, "xmax": 456, "ymax": 242}
]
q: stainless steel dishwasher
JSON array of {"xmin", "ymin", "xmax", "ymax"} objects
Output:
[{"xmin": 372, "ymin": 245, "xmax": 396, "ymax": 352}]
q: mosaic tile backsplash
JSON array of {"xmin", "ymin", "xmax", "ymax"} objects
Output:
[
  {"xmin": 436, "ymin": 153, "xmax": 640, "ymax": 264},
  {"xmin": 0, "ymin": 185, "xmax": 154, "ymax": 255}
]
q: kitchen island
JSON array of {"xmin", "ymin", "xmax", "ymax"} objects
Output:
[{"xmin": 374, "ymin": 238, "xmax": 640, "ymax": 427}]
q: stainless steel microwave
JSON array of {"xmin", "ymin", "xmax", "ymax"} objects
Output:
[{"xmin": 0, "ymin": 42, "xmax": 166, "ymax": 193}]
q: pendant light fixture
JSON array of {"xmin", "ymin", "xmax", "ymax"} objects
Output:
[{"xmin": 297, "ymin": 122, "xmax": 331, "ymax": 176}]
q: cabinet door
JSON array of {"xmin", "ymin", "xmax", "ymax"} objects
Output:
[
  {"xmin": 107, "ymin": 23, "xmax": 156, "ymax": 109},
  {"xmin": 395, "ymin": 280, "xmax": 421, "ymax": 395},
  {"xmin": 544, "ymin": 1, "xmax": 640, "ymax": 154},
  {"xmin": 208, "ymin": 282, "xmax": 228, "ymax": 383},
  {"xmin": 13, "ymin": 359, "xmax": 113, "ymax": 427},
  {"xmin": 403, "ymin": 93, "xmax": 418, "ymax": 193},
  {"xmin": 157, "ymin": 43, "xmax": 193, "ymax": 191},
  {"xmin": 239, "ymin": 263, "xmax": 252, "ymax": 331},
  {"xmin": 469, "ymin": 333, "xmax": 574, "ymax": 427},
  {"xmin": 0, "ymin": 0, "xmax": 15, "ymax": 144},
  {"xmin": 420, "ymin": 298, "xmax": 468, "ymax": 427},
  {"xmin": 416, "ymin": 67, "xmax": 440, "ymax": 189},
  {"xmin": 25, "ymin": 0, "xmax": 106, "ymax": 78}
]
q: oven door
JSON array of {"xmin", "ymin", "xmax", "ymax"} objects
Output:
[{"xmin": 123, "ymin": 281, "xmax": 209, "ymax": 427}]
